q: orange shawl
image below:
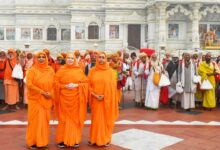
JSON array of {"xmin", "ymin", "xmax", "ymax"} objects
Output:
[{"xmin": 88, "ymin": 52, "xmax": 119, "ymax": 145}]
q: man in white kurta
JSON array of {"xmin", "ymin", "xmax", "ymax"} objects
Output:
[
  {"xmin": 145, "ymin": 53, "xmax": 163, "ymax": 109},
  {"xmin": 179, "ymin": 53, "xmax": 197, "ymax": 111},
  {"xmin": 133, "ymin": 53, "xmax": 149, "ymax": 106}
]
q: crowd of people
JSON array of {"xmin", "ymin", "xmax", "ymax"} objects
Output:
[{"xmin": 0, "ymin": 48, "xmax": 220, "ymax": 149}]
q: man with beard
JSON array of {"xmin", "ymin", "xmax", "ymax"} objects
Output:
[
  {"xmin": 54, "ymin": 54, "xmax": 65, "ymax": 73},
  {"xmin": 179, "ymin": 52, "xmax": 197, "ymax": 111},
  {"xmin": 2, "ymin": 49, "xmax": 19, "ymax": 110},
  {"xmin": 122, "ymin": 53, "xmax": 131, "ymax": 90},
  {"xmin": 85, "ymin": 52, "xmax": 96, "ymax": 76},
  {"xmin": 160, "ymin": 52, "xmax": 172, "ymax": 105},
  {"xmin": 145, "ymin": 53, "xmax": 163, "ymax": 109},
  {"xmin": 130, "ymin": 52, "xmax": 137, "ymax": 91},
  {"xmin": 166, "ymin": 53, "xmax": 179, "ymax": 106},
  {"xmin": 133, "ymin": 53, "xmax": 149, "ymax": 107},
  {"xmin": 198, "ymin": 52, "xmax": 220, "ymax": 110}
]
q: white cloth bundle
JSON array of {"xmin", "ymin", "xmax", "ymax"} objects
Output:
[
  {"xmin": 193, "ymin": 75, "xmax": 201, "ymax": 84},
  {"xmin": 200, "ymin": 79, "xmax": 213, "ymax": 90},
  {"xmin": 168, "ymin": 86, "xmax": 176, "ymax": 98},
  {"xmin": 176, "ymin": 82, "xmax": 183, "ymax": 94},
  {"xmin": 12, "ymin": 64, "xmax": 23, "ymax": 79},
  {"xmin": 159, "ymin": 74, "xmax": 170, "ymax": 87}
]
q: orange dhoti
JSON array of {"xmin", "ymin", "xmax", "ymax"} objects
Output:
[
  {"xmin": 90, "ymin": 99, "xmax": 115, "ymax": 145},
  {"xmin": 26, "ymin": 101, "xmax": 51, "ymax": 147},
  {"xmin": 88, "ymin": 55, "xmax": 119, "ymax": 146},
  {"xmin": 55, "ymin": 88, "xmax": 88, "ymax": 146},
  {"xmin": 54, "ymin": 63, "xmax": 88, "ymax": 146},
  {"xmin": 4, "ymin": 79, "xmax": 19, "ymax": 105},
  {"xmin": 25, "ymin": 51, "xmax": 55, "ymax": 147},
  {"xmin": 56, "ymin": 114, "xmax": 83, "ymax": 146}
]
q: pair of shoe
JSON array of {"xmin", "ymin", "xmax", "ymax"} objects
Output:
[
  {"xmin": 58, "ymin": 142, "xmax": 66, "ymax": 148},
  {"xmin": 105, "ymin": 143, "xmax": 110, "ymax": 147},
  {"xmin": 29, "ymin": 145, "xmax": 48, "ymax": 149},
  {"xmin": 58, "ymin": 142, "xmax": 79, "ymax": 148},
  {"xmin": 88, "ymin": 141, "xmax": 110, "ymax": 147},
  {"xmin": 29, "ymin": 145, "xmax": 36, "ymax": 149}
]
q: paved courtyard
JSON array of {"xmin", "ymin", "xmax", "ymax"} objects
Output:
[{"xmin": 1, "ymin": 91, "xmax": 220, "ymax": 150}]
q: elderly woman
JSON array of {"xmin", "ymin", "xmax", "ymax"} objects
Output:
[
  {"xmin": 88, "ymin": 52, "xmax": 119, "ymax": 147},
  {"xmin": 145, "ymin": 53, "xmax": 163, "ymax": 109},
  {"xmin": 26, "ymin": 51, "xmax": 55, "ymax": 149},
  {"xmin": 54, "ymin": 52, "xmax": 89, "ymax": 148}
]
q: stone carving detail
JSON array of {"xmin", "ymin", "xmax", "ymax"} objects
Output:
[
  {"xmin": 85, "ymin": 14, "xmax": 102, "ymax": 27},
  {"xmin": 123, "ymin": 11, "xmax": 145, "ymax": 23},
  {"xmin": 199, "ymin": 5, "xmax": 220, "ymax": 20},
  {"xmin": 145, "ymin": 0, "xmax": 156, "ymax": 7},
  {"xmin": 166, "ymin": 5, "xmax": 193, "ymax": 20}
]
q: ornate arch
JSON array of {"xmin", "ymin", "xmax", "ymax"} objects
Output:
[
  {"xmin": 44, "ymin": 18, "xmax": 60, "ymax": 29},
  {"xmin": 85, "ymin": 14, "xmax": 102, "ymax": 27},
  {"xmin": 199, "ymin": 5, "xmax": 220, "ymax": 20},
  {"xmin": 166, "ymin": 5, "xmax": 193, "ymax": 20}
]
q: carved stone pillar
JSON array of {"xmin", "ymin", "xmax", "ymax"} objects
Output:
[
  {"xmin": 147, "ymin": 6, "xmax": 156, "ymax": 49},
  {"xmin": 190, "ymin": 3, "xmax": 203, "ymax": 49},
  {"xmin": 156, "ymin": 2, "xmax": 168, "ymax": 50}
]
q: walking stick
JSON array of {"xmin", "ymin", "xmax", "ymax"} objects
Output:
[
  {"xmin": 122, "ymin": 86, "xmax": 125, "ymax": 109},
  {"xmin": 140, "ymin": 70, "xmax": 143, "ymax": 107}
]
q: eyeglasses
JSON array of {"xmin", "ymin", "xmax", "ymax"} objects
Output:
[
  {"xmin": 98, "ymin": 56, "xmax": 105, "ymax": 59},
  {"xmin": 38, "ymin": 56, "xmax": 46, "ymax": 59}
]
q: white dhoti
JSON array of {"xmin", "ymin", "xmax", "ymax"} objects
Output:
[
  {"xmin": 145, "ymin": 74, "xmax": 160, "ymax": 109},
  {"xmin": 134, "ymin": 77, "xmax": 147, "ymax": 103},
  {"xmin": 125, "ymin": 76, "xmax": 133, "ymax": 90},
  {"xmin": 181, "ymin": 92, "xmax": 195, "ymax": 109}
]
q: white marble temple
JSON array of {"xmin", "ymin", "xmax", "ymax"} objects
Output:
[{"xmin": 0, "ymin": 1, "xmax": 219, "ymax": 52}]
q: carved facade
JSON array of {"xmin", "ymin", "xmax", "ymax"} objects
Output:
[{"xmin": 0, "ymin": 0, "xmax": 220, "ymax": 54}]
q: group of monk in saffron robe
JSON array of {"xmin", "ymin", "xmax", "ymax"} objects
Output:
[
  {"xmin": 2, "ymin": 47, "xmax": 220, "ymax": 149},
  {"xmin": 24, "ymin": 50, "xmax": 119, "ymax": 149}
]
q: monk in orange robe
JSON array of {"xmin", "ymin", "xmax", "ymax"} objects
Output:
[
  {"xmin": 54, "ymin": 54, "xmax": 64, "ymax": 73},
  {"xmin": 43, "ymin": 48, "xmax": 55, "ymax": 69},
  {"xmin": 110, "ymin": 53, "xmax": 123, "ymax": 103},
  {"xmin": 3, "ymin": 49, "xmax": 19, "ymax": 110},
  {"xmin": 54, "ymin": 52, "xmax": 88, "ymax": 148},
  {"xmin": 74, "ymin": 50, "xmax": 85, "ymax": 72},
  {"xmin": 23, "ymin": 52, "xmax": 34, "ymax": 105},
  {"xmin": 26, "ymin": 51, "xmax": 55, "ymax": 149},
  {"xmin": 88, "ymin": 52, "xmax": 119, "ymax": 147}
]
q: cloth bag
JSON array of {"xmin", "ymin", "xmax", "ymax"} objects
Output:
[
  {"xmin": 159, "ymin": 74, "xmax": 171, "ymax": 87},
  {"xmin": 168, "ymin": 86, "xmax": 176, "ymax": 98},
  {"xmin": 193, "ymin": 75, "xmax": 201, "ymax": 84},
  {"xmin": 153, "ymin": 72, "xmax": 160, "ymax": 86},
  {"xmin": 200, "ymin": 79, "xmax": 213, "ymax": 90},
  {"xmin": 12, "ymin": 64, "xmax": 23, "ymax": 79},
  {"xmin": 176, "ymin": 82, "xmax": 183, "ymax": 93}
]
